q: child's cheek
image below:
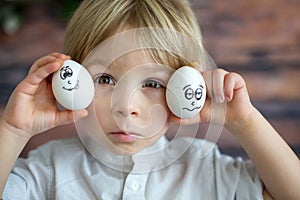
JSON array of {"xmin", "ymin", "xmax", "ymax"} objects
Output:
[{"xmin": 142, "ymin": 89, "xmax": 167, "ymax": 105}]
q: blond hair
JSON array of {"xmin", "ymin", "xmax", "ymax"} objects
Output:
[{"xmin": 63, "ymin": 0, "xmax": 204, "ymax": 69}]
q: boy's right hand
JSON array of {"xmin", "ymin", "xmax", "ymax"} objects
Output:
[{"xmin": 0, "ymin": 53, "xmax": 88, "ymax": 139}]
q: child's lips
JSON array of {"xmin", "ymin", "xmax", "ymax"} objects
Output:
[{"xmin": 109, "ymin": 132, "xmax": 143, "ymax": 143}]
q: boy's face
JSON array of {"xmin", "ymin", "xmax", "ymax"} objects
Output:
[{"xmin": 85, "ymin": 50, "xmax": 174, "ymax": 154}]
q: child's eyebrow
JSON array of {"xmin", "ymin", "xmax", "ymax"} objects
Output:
[
  {"xmin": 85, "ymin": 62, "xmax": 107, "ymax": 74},
  {"xmin": 85, "ymin": 60, "xmax": 106, "ymax": 68},
  {"xmin": 146, "ymin": 63, "xmax": 175, "ymax": 74}
]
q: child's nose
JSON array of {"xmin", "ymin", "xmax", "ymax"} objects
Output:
[
  {"xmin": 112, "ymin": 104, "xmax": 139, "ymax": 118},
  {"xmin": 111, "ymin": 87, "xmax": 141, "ymax": 118}
]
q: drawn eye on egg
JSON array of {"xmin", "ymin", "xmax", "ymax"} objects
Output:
[
  {"xmin": 184, "ymin": 85, "xmax": 194, "ymax": 100},
  {"xmin": 195, "ymin": 86, "xmax": 203, "ymax": 100},
  {"xmin": 60, "ymin": 66, "xmax": 73, "ymax": 80}
]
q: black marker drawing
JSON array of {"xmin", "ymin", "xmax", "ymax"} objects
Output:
[
  {"xmin": 195, "ymin": 85, "xmax": 204, "ymax": 100},
  {"xmin": 60, "ymin": 66, "xmax": 80, "ymax": 91},
  {"xmin": 60, "ymin": 66, "xmax": 73, "ymax": 80},
  {"xmin": 63, "ymin": 80, "xmax": 80, "ymax": 91},
  {"xmin": 182, "ymin": 84, "xmax": 204, "ymax": 112},
  {"xmin": 182, "ymin": 106, "xmax": 202, "ymax": 112}
]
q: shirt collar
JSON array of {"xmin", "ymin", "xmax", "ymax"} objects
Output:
[
  {"xmin": 82, "ymin": 135, "xmax": 196, "ymax": 174},
  {"xmin": 136, "ymin": 136, "xmax": 169, "ymax": 154},
  {"xmin": 81, "ymin": 135, "xmax": 169, "ymax": 173}
]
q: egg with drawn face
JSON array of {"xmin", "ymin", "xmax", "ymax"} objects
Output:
[
  {"xmin": 166, "ymin": 66, "xmax": 206, "ymax": 118},
  {"xmin": 52, "ymin": 60, "xmax": 95, "ymax": 110}
]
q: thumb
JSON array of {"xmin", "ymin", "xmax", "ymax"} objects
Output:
[
  {"xmin": 55, "ymin": 110, "xmax": 88, "ymax": 126},
  {"xmin": 170, "ymin": 113, "xmax": 201, "ymax": 125}
]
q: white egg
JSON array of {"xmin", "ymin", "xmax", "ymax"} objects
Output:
[
  {"xmin": 52, "ymin": 60, "xmax": 95, "ymax": 110},
  {"xmin": 166, "ymin": 66, "xmax": 206, "ymax": 118}
]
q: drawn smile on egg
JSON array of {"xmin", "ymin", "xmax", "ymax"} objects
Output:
[
  {"xmin": 62, "ymin": 80, "xmax": 80, "ymax": 91},
  {"xmin": 183, "ymin": 105, "xmax": 202, "ymax": 112}
]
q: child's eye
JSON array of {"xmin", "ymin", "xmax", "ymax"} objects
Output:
[
  {"xmin": 142, "ymin": 80, "xmax": 163, "ymax": 89},
  {"xmin": 96, "ymin": 74, "xmax": 115, "ymax": 85}
]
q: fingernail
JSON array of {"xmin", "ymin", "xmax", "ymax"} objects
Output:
[
  {"xmin": 82, "ymin": 110, "xmax": 88, "ymax": 117},
  {"xmin": 215, "ymin": 96, "xmax": 224, "ymax": 103},
  {"xmin": 226, "ymin": 96, "xmax": 231, "ymax": 102}
]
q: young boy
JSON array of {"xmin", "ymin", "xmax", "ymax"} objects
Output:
[{"xmin": 0, "ymin": 0, "xmax": 299, "ymax": 199}]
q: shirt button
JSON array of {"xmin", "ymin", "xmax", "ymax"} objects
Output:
[
  {"xmin": 101, "ymin": 192, "xmax": 110, "ymax": 199},
  {"xmin": 131, "ymin": 182, "xmax": 140, "ymax": 192}
]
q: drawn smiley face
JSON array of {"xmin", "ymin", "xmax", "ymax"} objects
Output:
[
  {"xmin": 166, "ymin": 66, "xmax": 206, "ymax": 118},
  {"xmin": 182, "ymin": 84, "xmax": 204, "ymax": 112},
  {"xmin": 59, "ymin": 66, "xmax": 80, "ymax": 91}
]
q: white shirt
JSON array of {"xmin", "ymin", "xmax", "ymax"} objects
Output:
[{"xmin": 3, "ymin": 136, "xmax": 263, "ymax": 200}]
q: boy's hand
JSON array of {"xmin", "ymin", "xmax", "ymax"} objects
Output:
[
  {"xmin": 0, "ymin": 53, "xmax": 88, "ymax": 139},
  {"xmin": 202, "ymin": 69, "xmax": 255, "ymax": 128},
  {"xmin": 171, "ymin": 67, "xmax": 257, "ymax": 133}
]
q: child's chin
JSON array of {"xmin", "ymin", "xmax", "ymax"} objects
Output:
[{"xmin": 107, "ymin": 140, "xmax": 142, "ymax": 156}]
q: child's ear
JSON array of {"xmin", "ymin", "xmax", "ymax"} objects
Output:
[{"xmin": 170, "ymin": 113, "xmax": 200, "ymax": 125}]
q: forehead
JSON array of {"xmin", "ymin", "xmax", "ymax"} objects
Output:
[
  {"xmin": 110, "ymin": 50, "xmax": 153, "ymax": 70},
  {"xmin": 82, "ymin": 29, "xmax": 143, "ymax": 68},
  {"xmin": 81, "ymin": 28, "xmax": 192, "ymax": 72},
  {"xmin": 85, "ymin": 49, "xmax": 174, "ymax": 76}
]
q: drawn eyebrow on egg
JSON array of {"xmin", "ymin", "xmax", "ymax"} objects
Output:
[{"xmin": 183, "ymin": 84, "xmax": 191, "ymax": 90}]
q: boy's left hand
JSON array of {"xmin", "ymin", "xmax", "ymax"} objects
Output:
[{"xmin": 171, "ymin": 68, "xmax": 257, "ymax": 132}]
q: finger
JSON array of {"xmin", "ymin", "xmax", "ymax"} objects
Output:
[
  {"xmin": 29, "ymin": 53, "xmax": 70, "ymax": 74},
  {"xmin": 54, "ymin": 110, "xmax": 88, "ymax": 126},
  {"xmin": 18, "ymin": 61, "xmax": 62, "ymax": 96},
  {"xmin": 29, "ymin": 61, "xmax": 61, "ymax": 85},
  {"xmin": 202, "ymin": 70, "xmax": 213, "ymax": 99},
  {"xmin": 46, "ymin": 54, "xmax": 71, "ymax": 83},
  {"xmin": 29, "ymin": 56, "xmax": 57, "ymax": 74},
  {"xmin": 50, "ymin": 52, "xmax": 70, "ymax": 60},
  {"xmin": 170, "ymin": 113, "xmax": 200, "ymax": 125},
  {"xmin": 224, "ymin": 72, "xmax": 245, "ymax": 101},
  {"xmin": 212, "ymin": 69, "xmax": 228, "ymax": 103}
]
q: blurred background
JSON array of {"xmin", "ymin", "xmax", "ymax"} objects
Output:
[{"xmin": 0, "ymin": 0, "xmax": 299, "ymax": 158}]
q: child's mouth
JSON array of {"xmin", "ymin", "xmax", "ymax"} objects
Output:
[{"xmin": 109, "ymin": 132, "xmax": 143, "ymax": 143}]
